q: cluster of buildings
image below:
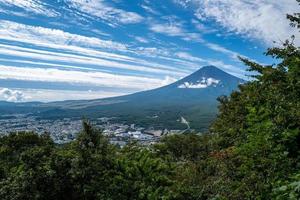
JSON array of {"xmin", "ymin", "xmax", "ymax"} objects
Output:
[
  {"xmin": 0, "ymin": 115, "xmax": 183, "ymax": 145},
  {"xmin": 0, "ymin": 114, "xmax": 82, "ymax": 144},
  {"xmin": 100, "ymin": 122, "xmax": 169, "ymax": 147}
]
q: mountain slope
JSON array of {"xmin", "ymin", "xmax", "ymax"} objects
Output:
[
  {"xmin": 1, "ymin": 66, "xmax": 245, "ymax": 131},
  {"xmin": 49, "ymin": 65, "xmax": 243, "ymax": 108},
  {"xmin": 119, "ymin": 65, "xmax": 243, "ymax": 105}
]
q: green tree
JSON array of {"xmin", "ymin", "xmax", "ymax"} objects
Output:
[
  {"xmin": 110, "ymin": 144, "xmax": 178, "ymax": 199},
  {"xmin": 0, "ymin": 132, "xmax": 56, "ymax": 200},
  {"xmin": 209, "ymin": 1, "xmax": 300, "ymax": 198},
  {"xmin": 67, "ymin": 120, "xmax": 117, "ymax": 199}
]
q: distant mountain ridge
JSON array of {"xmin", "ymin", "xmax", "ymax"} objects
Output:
[{"xmin": 0, "ymin": 66, "xmax": 245, "ymax": 131}]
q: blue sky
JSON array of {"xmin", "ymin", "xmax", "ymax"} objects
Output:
[{"xmin": 0, "ymin": 0, "xmax": 299, "ymax": 102}]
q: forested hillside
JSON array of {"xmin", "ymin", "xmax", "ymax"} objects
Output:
[{"xmin": 1, "ymin": 1, "xmax": 300, "ymax": 199}]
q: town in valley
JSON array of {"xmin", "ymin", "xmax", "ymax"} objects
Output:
[{"xmin": 0, "ymin": 114, "xmax": 187, "ymax": 146}]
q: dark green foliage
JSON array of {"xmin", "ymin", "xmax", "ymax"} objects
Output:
[
  {"xmin": 273, "ymin": 171, "xmax": 300, "ymax": 199},
  {"xmin": 0, "ymin": 122, "xmax": 180, "ymax": 200},
  {"xmin": 154, "ymin": 133, "xmax": 213, "ymax": 162},
  {"xmin": 110, "ymin": 145, "xmax": 176, "ymax": 199},
  {"xmin": 206, "ymin": 4, "xmax": 300, "ymax": 199}
]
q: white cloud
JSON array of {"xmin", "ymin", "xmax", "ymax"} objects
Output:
[
  {"xmin": 205, "ymin": 42, "xmax": 240, "ymax": 61},
  {"xmin": 0, "ymin": 88, "xmax": 29, "ymax": 102},
  {"xmin": 164, "ymin": 49, "xmax": 246, "ymax": 78},
  {"xmin": 3, "ymin": 20, "xmax": 247, "ymax": 77},
  {"xmin": 135, "ymin": 47, "xmax": 171, "ymax": 57},
  {"xmin": 176, "ymin": 38, "xmax": 261, "ymax": 67},
  {"xmin": 204, "ymin": 42, "xmax": 265, "ymax": 67},
  {"xmin": 161, "ymin": 76, "xmax": 178, "ymax": 86},
  {"xmin": 0, "ymin": 65, "xmax": 172, "ymax": 91},
  {"xmin": 175, "ymin": 52, "xmax": 205, "ymax": 62},
  {"xmin": 141, "ymin": 4, "xmax": 160, "ymax": 15},
  {"xmin": 178, "ymin": 77, "xmax": 220, "ymax": 89},
  {"xmin": 134, "ymin": 36, "xmax": 149, "ymax": 43},
  {"xmin": 0, "ymin": 20, "xmax": 247, "ymax": 81},
  {"xmin": 66, "ymin": 0, "xmax": 143, "ymax": 25},
  {"xmin": 0, "ymin": 20, "xmax": 191, "ymax": 76},
  {"xmin": 0, "ymin": 0, "xmax": 58, "ymax": 17},
  {"xmin": 150, "ymin": 22, "xmax": 185, "ymax": 37},
  {"xmin": 0, "ymin": 58, "xmax": 101, "ymax": 72},
  {"xmin": 148, "ymin": 20, "xmax": 250, "ymax": 63},
  {"xmin": 149, "ymin": 21, "xmax": 203, "ymax": 42},
  {"xmin": 0, "ymin": 44, "xmax": 181, "ymax": 75},
  {"xmin": 179, "ymin": 0, "xmax": 300, "ymax": 45},
  {"xmin": 0, "ymin": 88, "xmax": 126, "ymax": 102},
  {"xmin": 173, "ymin": 0, "xmax": 193, "ymax": 8},
  {"xmin": 136, "ymin": 46, "xmax": 246, "ymax": 78},
  {"xmin": 0, "ymin": 20, "xmax": 127, "ymax": 51}
]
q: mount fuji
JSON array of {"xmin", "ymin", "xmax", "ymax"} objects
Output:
[{"xmin": 0, "ymin": 66, "xmax": 245, "ymax": 131}]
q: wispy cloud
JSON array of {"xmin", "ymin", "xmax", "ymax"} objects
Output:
[
  {"xmin": 174, "ymin": 51, "xmax": 247, "ymax": 78},
  {"xmin": 149, "ymin": 21, "xmax": 203, "ymax": 42},
  {"xmin": 0, "ymin": 0, "xmax": 58, "ymax": 17},
  {"xmin": 0, "ymin": 19, "xmax": 247, "ymax": 91},
  {"xmin": 141, "ymin": 4, "xmax": 160, "ymax": 15},
  {"xmin": 66, "ymin": 0, "xmax": 143, "ymax": 25},
  {"xmin": 134, "ymin": 36, "xmax": 149, "ymax": 44},
  {"xmin": 150, "ymin": 22, "xmax": 185, "ymax": 37},
  {"xmin": 191, "ymin": 19, "xmax": 217, "ymax": 34},
  {"xmin": 0, "ymin": 20, "xmax": 127, "ymax": 51},
  {"xmin": 176, "ymin": 0, "xmax": 300, "ymax": 45},
  {"xmin": 205, "ymin": 42, "xmax": 240, "ymax": 61},
  {"xmin": 148, "ymin": 19, "xmax": 254, "ymax": 64},
  {"xmin": 0, "ymin": 21, "xmax": 192, "ymax": 76},
  {"xmin": 0, "ymin": 65, "xmax": 172, "ymax": 91},
  {"xmin": 1, "ymin": 0, "xmax": 276, "ymax": 102},
  {"xmin": 175, "ymin": 52, "xmax": 205, "ymax": 62},
  {"xmin": 0, "ymin": 44, "xmax": 181, "ymax": 75}
]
